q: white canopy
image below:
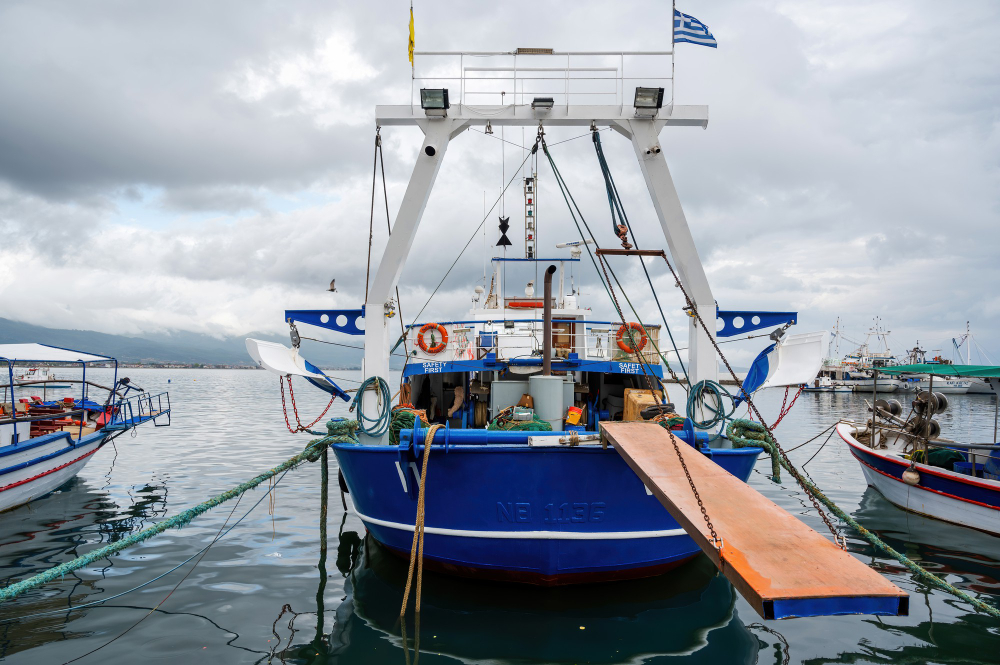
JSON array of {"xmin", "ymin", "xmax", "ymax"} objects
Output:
[{"xmin": 0, "ymin": 343, "xmax": 111, "ymax": 363}]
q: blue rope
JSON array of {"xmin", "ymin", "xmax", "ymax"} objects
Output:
[{"xmin": 350, "ymin": 376, "xmax": 391, "ymax": 437}]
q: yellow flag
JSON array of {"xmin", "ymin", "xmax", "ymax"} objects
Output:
[{"xmin": 408, "ymin": 7, "xmax": 415, "ymax": 65}]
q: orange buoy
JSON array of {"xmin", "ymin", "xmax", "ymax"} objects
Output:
[
  {"xmin": 616, "ymin": 322, "xmax": 648, "ymax": 353},
  {"xmin": 417, "ymin": 323, "xmax": 448, "ymax": 354}
]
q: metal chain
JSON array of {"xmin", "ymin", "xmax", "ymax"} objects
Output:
[
  {"xmin": 596, "ymin": 255, "xmax": 721, "ymax": 549},
  {"xmin": 656, "ymin": 255, "xmax": 844, "ymax": 547},
  {"xmin": 280, "ymin": 376, "xmax": 335, "ymax": 433},
  {"xmin": 772, "ymin": 386, "xmax": 803, "ymax": 429}
]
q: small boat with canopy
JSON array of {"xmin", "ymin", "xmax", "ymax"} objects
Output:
[{"xmin": 1, "ymin": 343, "xmax": 171, "ymax": 513}]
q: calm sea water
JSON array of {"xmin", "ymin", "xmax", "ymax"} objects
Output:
[{"xmin": 2, "ymin": 368, "xmax": 999, "ymax": 663}]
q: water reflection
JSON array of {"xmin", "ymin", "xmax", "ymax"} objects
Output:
[
  {"xmin": 801, "ymin": 612, "xmax": 1000, "ymax": 665},
  {"xmin": 852, "ymin": 488, "xmax": 1000, "ymax": 597},
  {"xmin": 269, "ymin": 527, "xmax": 760, "ymax": 664}
]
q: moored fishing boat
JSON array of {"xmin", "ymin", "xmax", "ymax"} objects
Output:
[
  {"xmin": 248, "ymin": 47, "xmax": 833, "ymax": 586},
  {"xmin": 838, "ymin": 364, "xmax": 1000, "ymax": 535},
  {"xmin": 14, "ymin": 367, "xmax": 71, "ymax": 390},
  {"xmin": 1, "ymin": 343, "xmax": 171, "ymax": 513}
]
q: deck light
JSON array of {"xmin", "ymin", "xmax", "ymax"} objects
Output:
[
  {"xmin": 420, "ymin": 88, "xmax": 450, "ymax": 116},
  {"xmin": 531, "ymin": 97, "xmax": 554, "ymax": 110},
  {"xmin": 633, "ymin": 87, "xmax": 664, "ymax": 117}
]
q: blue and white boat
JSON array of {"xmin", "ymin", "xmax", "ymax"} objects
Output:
[
  {"xmin": 839, "ymin": 365, "xmax": 1000, "ymax": 535},
  {"xmin": 249, "ymin": 50, "xmax": 826, "ymax": 584},
  {"xmin": 1, "ymin": 343, "xmax": 170, "ymax": 513}
]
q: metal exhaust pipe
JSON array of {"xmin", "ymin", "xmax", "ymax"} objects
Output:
[{"xmin": 543, "ymin": 265, "xmax": 557, "ymax": 376}]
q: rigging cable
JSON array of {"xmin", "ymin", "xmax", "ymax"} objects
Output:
[
  {"xmin": 394, "ymin": 125, "xmax": 606, "ymax": 344},
  {"xmin": 592, "ymin": 130, "xmax": 690, "ymax": 387},
  {"xmin": 540, "ymin": 137, "xmax": 667, "ymax": 391}
]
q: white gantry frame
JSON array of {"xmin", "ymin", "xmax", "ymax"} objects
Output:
[
  {"xmin": 364, "ymin": 102, "xmax": 717, "ymax": 424},
  {"xmin": 364, "ymin": 104, "xmax": 718, "ymax": 426}
]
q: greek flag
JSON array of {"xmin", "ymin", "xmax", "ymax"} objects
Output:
[{"xmin": 674, "ymin": 9, "xmax": 717, "ymax": 48}]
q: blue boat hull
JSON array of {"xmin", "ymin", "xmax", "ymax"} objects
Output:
[{"xmin": 334, "ymin": 439, "xmax": 760, "ymax": 584}]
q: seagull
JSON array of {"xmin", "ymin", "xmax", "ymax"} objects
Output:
[{"xmin": 328, "ymin": 279, "xmax": 337, "ymax": 292}]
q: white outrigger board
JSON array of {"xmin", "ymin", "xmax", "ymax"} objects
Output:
[{"xmin": 245, "ymin": 339, "xmax": 350, "ymax": 400}]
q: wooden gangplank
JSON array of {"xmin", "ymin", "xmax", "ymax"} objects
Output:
[{"xmin": 602, "ymin": 422, "xmax": 908, "ymax": 619}]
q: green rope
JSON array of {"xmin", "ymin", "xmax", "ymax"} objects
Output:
[
  {"xmin": 0, "ymin": 418, "xmax": 360, "ymax": 604},
  {"xmin": 728, "ymin": 419, "xmax": 782, "ymax": 481},
  {"xmin": 727, "ymin": 418, "xmax": 1000, "ymax": 619},
  {"xmin": 487, "ymin": 410, "xmax": 553, "ymax": 431},
  {"xmin": 350, "ymin": 376, "xmax": 391, "ymax": 437},
  {"xmin": 389, "ymin": 408, "xmax": 428, "ymax": 446}
]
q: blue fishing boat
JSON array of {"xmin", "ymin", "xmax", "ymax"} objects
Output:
[
  {"xmin": 249, "ymin": 49, "xmax": 829, "ymax": 586},
  {"xmin": 1, "ymin": 343, "xmax": 170, "ymax": 513}
]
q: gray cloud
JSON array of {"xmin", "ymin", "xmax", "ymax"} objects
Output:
[{"xmin": 0, "ymin": 0, "xmax": 997, "ymax": 367}]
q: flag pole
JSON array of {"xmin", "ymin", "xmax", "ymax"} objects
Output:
[
  {"xmin": 409, "ymin": 1, "xmax": 415, "ymax": 111},
  {"xmin": 671, "ymin": 0, "xmax": 676, "ymax": 106}
]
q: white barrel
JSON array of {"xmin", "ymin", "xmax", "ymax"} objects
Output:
[{"xmin": 529, "ymin": 375, "xmax": 565, "ymax": 431}]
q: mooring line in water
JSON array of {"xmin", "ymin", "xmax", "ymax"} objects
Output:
[
  {"xmin": 57, "ymin": 489, "xmax": 251, "ymax": 665},
  {"xmin": 399, "ymin": 423, "xmax": 443, "ymax": 665},
  {"xmin": 0, "ymin": 419, "xmax": 361, "ymax": 605},
  {"xmin": 729, "ymin": 419, "xmax": 1000, "ymax": 620},
  {"xmin": 0, "ymin": 466, "xmax": 292, "ymax": 625}
]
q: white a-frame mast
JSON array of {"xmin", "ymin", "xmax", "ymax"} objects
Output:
[{"xmin": 363, "ymin": 51, "xmax": 715, "ymax": 421}]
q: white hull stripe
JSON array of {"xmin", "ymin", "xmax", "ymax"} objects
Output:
[{"xmin": 353, "ymin": 509, "xmax": 688, "ymax": 540}]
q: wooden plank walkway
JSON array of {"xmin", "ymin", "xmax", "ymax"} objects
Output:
[{"xmin": 602, "ymin": 422, "xmax": 908, "ymax": 619}]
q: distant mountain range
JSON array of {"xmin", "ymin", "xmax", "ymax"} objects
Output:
[{"xmin": 0, "ymin": 317, "xmax": 363, "ymax": 368}]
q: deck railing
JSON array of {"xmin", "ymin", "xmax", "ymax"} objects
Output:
[
  {"xmin": 406, "ymin": 319, "xmax": 664, "ymax": 365},
  {"xmin": 409, "ymin": 50, "xmax": 674, "ymax": 111},
  {"xmin": 108, "ymin": 391, "xmax": 171, "ymax": 429}
]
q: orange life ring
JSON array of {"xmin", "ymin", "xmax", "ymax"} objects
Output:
[
  {"xmin": 507, "ymin": 301, "xmax": 545, "ymax": 309},
  {"xmin": 616, "ymin": 322, "xmax": 648, "ymax": 353},
  {"xmin": 417, "ymin": 323, "xmax": 448, "ymax": 354}
]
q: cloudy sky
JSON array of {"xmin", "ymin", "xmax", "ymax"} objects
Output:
[{"xmin": 1, "ymin": 0, "xmax": 997, "ymax": 368}]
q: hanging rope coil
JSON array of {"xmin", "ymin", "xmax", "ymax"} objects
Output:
[
  {"xmin": 0, "ymin": 419, "xmax": 360, "ymax": 604},
  {"xmin": 686, "ymin": 380, "xmax": 736, "ymax": 431},
  {"xmin": 727, "ymin": 419, "xmax": 782, "ymax": 481},
  {"xmin": 350, "ymin": 376, "xmax": 392, "ymax": 437}
]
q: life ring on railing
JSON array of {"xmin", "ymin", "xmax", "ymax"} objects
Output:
[
  {"xmin": 616, "ymin": 322, "xmax": 648, "ymax": 353},
  {"xmin": 417, "ymin": 323, "xmax": 449, "ymax": 354},
  {"xmin": 507, "ymin": 301, "xmax": 545, "ymax": 309}
]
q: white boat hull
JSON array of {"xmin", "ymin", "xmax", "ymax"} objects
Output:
[
  {"xmin": 838, "ymin": 423, "xmax": 1000, "ymax": 536},
  {"xmin": 966, "ymin": 379, "xmax": 994, "ymax": 395},
  {"xmin": 850, "ymin": 379, "xmax": 900, "ymax": 393},
  {"xmin": 0, "ymin": 432, "xmax": 108, "ymax": 513},
  {"xmin": 857, "ymin": 463, "xmax": 1000, "ymax": 535},
  {"xmin": 914, "ymin": 379, "xmax": 971, "ymax": 394}
]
